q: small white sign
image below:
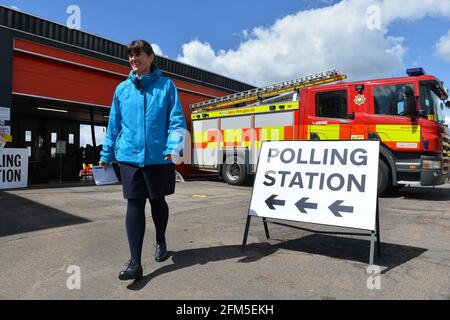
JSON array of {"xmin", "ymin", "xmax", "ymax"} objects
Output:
[
  {"xmin": 0, "ymin": 107, "xmax": 10, "ymax": 121},
  {"xmin": 249, "ymin": 140, "xmax": 379, "ymax": 231},
  {"xmin": 0, "ymin": 126, "xmax": 10, "ymax": 135},
  {"xmin": 56, "ymin": 141, "xmax": 67, "ymax": 155},
  {"xmin": 0, "ymin": 148, "xmax": 29, "ymax": 190},
  {"xmin": 396, "ymin": 142, "xmax": 418, "ymax": 149}
]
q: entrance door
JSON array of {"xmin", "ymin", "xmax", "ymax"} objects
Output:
[
  {"xmin": 306, "ymin": 88, "xmax": 352, "ymax": 140},
  {"xmin": 45, "ymin": 120, "xmax": 80, "ymax": 182},
  {"xmin": 16, "ymin": 117, "xmax": 48, "ymax": 184}
]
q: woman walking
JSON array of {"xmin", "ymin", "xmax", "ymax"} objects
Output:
[{"xmin": 99, "ymin": 40, "xmax": 186, "ymax": 281}]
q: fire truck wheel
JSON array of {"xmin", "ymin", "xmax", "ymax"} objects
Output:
[
  {"xmin": 378, "ymin": 159, "xmax": 391, "ymax": 195},
  {"xmin": 222, "ymin": 161, "xmax": 248, "ymax": 186}
]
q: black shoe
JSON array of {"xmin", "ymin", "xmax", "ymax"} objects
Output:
[
  {"xmin": 155, "ymin": 243, "xmax": 168, "ymax": 262},
  {"xmin": 118, "ymin": 260, "xmax": 143, "ymax": 281}
]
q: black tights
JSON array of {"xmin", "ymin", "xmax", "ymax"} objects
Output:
[{"xmin": 126, "ymin": 197, "xmax": 169, "ymax": 265}]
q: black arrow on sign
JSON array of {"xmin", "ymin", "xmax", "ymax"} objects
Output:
[
  {"xmin": 328, "ymin": 200, "xmax": 354, "ymax": 217},
  {"xmin": 265, "ymin": 195, "xmax": 286, "ymax": 210},
  {"xmin": 295, "ymin": 197, "xmax": 317, "ymax": 214}
]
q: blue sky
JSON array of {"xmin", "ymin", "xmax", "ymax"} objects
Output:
[
  {"xmin": 2, "ymin": 0, "xmax": 450, "ymax": 120},
  {"xmin": 3, "ymin": 1, "xmax": 340, "ymax": 58}
]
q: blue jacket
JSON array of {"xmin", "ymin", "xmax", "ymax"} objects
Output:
[{"xmin": 100, "ymin": 68, "xmax": 187, "ymax": 167}]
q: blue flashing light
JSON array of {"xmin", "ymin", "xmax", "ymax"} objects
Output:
[{"xmin": 406, "ymin": 67, "xmax": 426, "ymax": 77}]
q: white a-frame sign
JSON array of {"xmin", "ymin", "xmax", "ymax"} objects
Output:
[{"xmin": 242, "ymin": 140, "xmax": 381, "ymax": 265}]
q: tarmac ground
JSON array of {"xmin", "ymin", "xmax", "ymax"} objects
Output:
[{"xmin": 1, "ymin": 179, "xmax": 449, "ymax": 300}]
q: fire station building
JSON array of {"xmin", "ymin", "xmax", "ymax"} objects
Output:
[{"xmin": 0, "ymin": 6, "xmax": 253, "ymax": 184}]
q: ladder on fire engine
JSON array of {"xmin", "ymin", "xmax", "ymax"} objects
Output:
[{"xmin": 190, "ymin": 69, "xmax": 347, "ymax": 112}]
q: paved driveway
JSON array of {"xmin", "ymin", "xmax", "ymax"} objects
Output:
[{"xmin": 0, "ymin": 181, "xmax": 449, "ymax": 299}]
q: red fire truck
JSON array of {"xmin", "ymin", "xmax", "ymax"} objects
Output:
[{"xmin": 190, "ymin": 68, "xmax": 450, "ymax": 194}]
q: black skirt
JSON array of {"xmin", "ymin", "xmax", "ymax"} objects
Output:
[{"xmin": 119, "ymin": 162, "xmax": 176, "ymax": 200}]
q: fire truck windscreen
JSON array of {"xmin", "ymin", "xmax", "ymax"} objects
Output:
[{"xmin": 420, "ymin": 81, "xmax": 447, "ymax": 124}]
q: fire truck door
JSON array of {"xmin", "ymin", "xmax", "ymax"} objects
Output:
[
  {"xmin": 348, "ymin": 87, "xmax": 370, "ymax": 140},
  {"xmin": 307, "ymin": 89, "xmax": 351, "ymax": 140}
]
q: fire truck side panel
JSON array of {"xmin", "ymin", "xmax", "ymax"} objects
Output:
[
  {"xmin": 192, "ymin": 118, "xmax": 221, "ymax": 169},
  {"xmin": 220, "ymin": 115, "xmax": 252, "ymax": 172},
  {"xmin": 252, "ymin": 111, "xmax": 295, "ymax": 173},
  {"xmin": 192, "ymin": 104, "xmax": 298, "ymax": 173}
]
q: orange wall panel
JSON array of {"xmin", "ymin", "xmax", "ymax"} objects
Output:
[{"xmin": 13, "ymin": 51, "xmax": 125, "ymax": 106}]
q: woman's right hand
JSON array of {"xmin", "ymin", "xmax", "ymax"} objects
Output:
[{"xmin": 99, "ymin": 160, "xmax": 108, "ymax": 168}]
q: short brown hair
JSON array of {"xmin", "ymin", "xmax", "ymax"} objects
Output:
[
  {"xmin": 127, "ymin": 40, "xmax": 157, "ymax": 69},
  {"xmin": 127, "ymin": 40, "xmax": 154, "ymax": 56}
]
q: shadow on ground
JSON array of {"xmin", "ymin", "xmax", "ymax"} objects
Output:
[
  {"xmin": 381, "ymin": 186, "xmax": 450, "ymax": 201},
  {"xmin": 127, "ymin": 234, "xmax": 427, "ymax": 290},
  {"xmin": 0, "ymin": 191, "xmax": 90, "ymax": 237}
]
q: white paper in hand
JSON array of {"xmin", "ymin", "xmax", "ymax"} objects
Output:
[{"xmin": 92, "ymin": 166, "xmax": 119, "ymax": 185}]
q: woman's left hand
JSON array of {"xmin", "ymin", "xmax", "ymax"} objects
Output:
[{"xmin": 165, "ymin": 154, "xmax": 182, "ymax": 165}]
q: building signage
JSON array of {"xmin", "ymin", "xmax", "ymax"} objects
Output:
[
  {"xmin": 0, "ymin": 107, "xmax": 10, "ymax": 122},
  {"xmin": 0, "ymin": 107, "xmax": 11, "ymax": 144},
  {"xmin": 0, "ymin": 148, "xmax": 29, "ymax": 190}
]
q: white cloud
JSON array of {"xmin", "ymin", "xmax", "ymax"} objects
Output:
[
  {"xmin": 179, "ymin": 40, "xmax": 216, "ymax": 67},
  {"xmin": 151, "ymin": 43, "xmax": 168, "ymax": 58},
  {"xmin": 177, "ymin": 0, "xmax": 450, "ymax": 86},
  {"xmin": 436, "ymin": 29, "xmax": 450, "ymax": 62}
]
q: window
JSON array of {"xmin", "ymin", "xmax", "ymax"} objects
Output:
[
  {"xmin": 420, "ymin": 81, "xmax": 446, "ymax": 123},
  {"xmin": 374, "ymin": 84, "xmax": 414, "ymax": 116},
  {"xmin": 315, "ymin": 90, "xmax": 347, "ymax": 119},
  {"xmin": 25, "ymin": 131, "xmax": 32, "ymax": 142},
  {"xmin": 79, "ymin": 125, "xmax": 106, "ymax": 147},
  {"xmin": 51, "ymin": 132, "xmax": 57, "ymax": 143},
  {"xmin": 69, "ymin": 134, "xmax": 74, "ymax": 145}
]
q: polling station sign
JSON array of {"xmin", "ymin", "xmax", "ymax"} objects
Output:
[
  {"xmin": 249, "ymin": 140, "xmax": 379, "ymax": 231},
  {"xmin": 0, "ymin": 148, "xmax": 29, "ymax": 190}
]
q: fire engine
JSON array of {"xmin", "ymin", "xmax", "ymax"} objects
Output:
[{"xmin": 190, "ymin": 68, "xmax": 450, "ymax": 194}]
